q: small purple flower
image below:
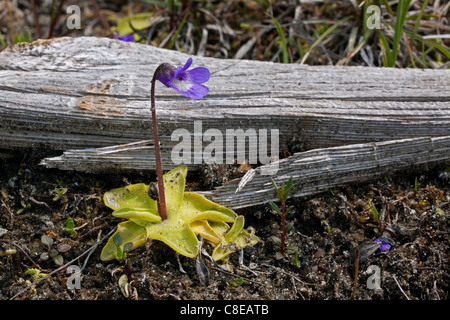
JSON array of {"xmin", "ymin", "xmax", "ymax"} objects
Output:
[
  {"xmin": 374, "ymin": 239, "xmax": 391, "ymax": 252},
  {"xmin": 118, "ymin": 34, "xmax": 135, "ymax": 42},
  {"xmin": 157, "ymin": 58, "xmax": 210, "ymax": 100}
]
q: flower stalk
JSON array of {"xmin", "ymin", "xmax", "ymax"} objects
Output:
[
  {"xmin": 150, "ymin": 64, "xmax": 168, "ymax": 220},
  {"xmin": 150, "ymin": 59, "xmax": 210, "ymax": 220}
]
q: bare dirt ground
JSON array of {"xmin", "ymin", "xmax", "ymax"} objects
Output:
[{"xmin": 0, "ymin": 150, "xmax": 448, "ymax": 301}]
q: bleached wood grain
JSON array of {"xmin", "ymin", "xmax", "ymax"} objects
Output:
[
  {"xmin": 1, "ymin": 37, "xmax": 449, "ymax": 152},
  {"xmin": 1, "ymin": 37, "xmax": 449, "ymax": 208},
  {"xmin": 206, "ymin": 136, "xmax": 450, "ymax": 209}
]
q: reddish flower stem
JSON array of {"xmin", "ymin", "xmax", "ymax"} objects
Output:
[
  {"xmin": 280, "ymin": 203, "xmax": 286, "ymax": 254},
  {"xmin": 150, "ymin": 66, "xmax": 167, "ymax": 221}
]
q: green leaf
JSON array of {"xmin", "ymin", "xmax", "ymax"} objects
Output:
[
  {"xmin": 40, "ymin": 252, "xmax": 49, "ymax": 261},
  {"xmin": 285, "ymin": 177, "xmax": 294, "ymax": 198},
  {"xmin": 103, "ymin": 183, "xmax": 158, "ymax": 212},
  {"xmin": 231, "ymin": 277, "xmax": 244, "ymax": 287},
  {"xmin": 112, "ymin": 207, "xmax": 162, "ymax": 225},
  {"xmin": 147, "ymin": 220, "xmax": 199, "ymax": 258},
  {"xmin": 101, "ymin": 166, "xmax": 258, "ymax": 262},
  {"xmin": 113, "ymin": 233, "xmax": 123, "ymax": 247},
  {"xmin": 180, "ymin": 192, "xmax": 236, "ymax": 223},
  {"xmin": 53, "ymin": 254, "xmax": 64, "ymax": 266},
  {"xmin": 41, "ymin": 235, "xmax": 53, "ymax": 246},
  {"xmin": 100, "ymin": 221, "xmax": 147, "ymax": 262},
  {"xmin": 269, "ymin": 201, "xmax": 282, "ymax": 215},
  {"xmin": 266, "ymin": 13, "xmax": 289, "ymax": 64},
  {"xmin": 368, "ymin": 200, "xmax": 380, "ymax": 220},
  {"xmin": 190, "ymin": 220, "xmax": 223, "ymax": 246},
  {"xmin": 224, "ymin": 215, "xmax": 245, "ymax": 242},
  {"xmin": 123, "ymin": 242, "xmax": 134, "ymax": 253},
  {"xmin": 270, "ymin": 178, "xmax": 279, "ymax": 191},
  {"xmin": 114, "ymin": 13, "xmax": 153, "ymax": 36}
]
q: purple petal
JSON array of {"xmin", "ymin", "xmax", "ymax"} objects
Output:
[
  {"xmin": 157, "ymin": 57, "xmax": 209, "ymax": 99},
  {"xmin": 186, "ymin": 84, "xmax": 209, "ymax": 99},
  {"xmin": 374, "ymin": 239, "xmax": 391, "ymax": 252},
  {"xmin": 187, "ymin": 67, "xmax": 210, "ymax": 84},
  {"xmin": 182, "ymin": 58, "xmax": 193, "ymax": 71},
  {"xmin": 172, "ymin": 58, "xmax": 193, "ymax": 81},
  {"xmin": 170, "ymin": 83, "xmax": 209, "ymax": 100},
  {"xmin": 118, "ymin": 34, "xmax": 134, "ymax": 42},
  {"xmin": 157, "ymin": 72, "xmax": 171, "ymax": 86}
]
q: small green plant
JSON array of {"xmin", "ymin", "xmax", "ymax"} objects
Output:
[
  {"xmin": 13, "ymin": 30, "xmax": 32, "ymax": 44},
  {"xmin": 269, "ymin": 177, "xmax": 294, "ymax": 255},
  {"xmin": 38, "ymin": 235, "xmax": 70, "ymax": 266},
  {"xmin": 63, "ymin": 217, "xmax": 77, "ymax": 237},
  {"xmin": 230, "ymin": 277, "xmax": 244, "ymax": 287},
  {"xmin": 52, "ymin": 187, "xmax": 68, "ymax": 202},
  {"xmin": 112, "ymin": 233, "xmax": 133, "ymax": 263},
  {"xmin": 16, "ymin": 200, "xmax": 30, "ymax": 215},
  {"xmin": 101, "ymin": 166, "xmax": 258, "ymax": 264},
  {"xmin": 321, "ymin": 219, "xmax": 339, "ymax": 235},
  {"xmin": 368, "ymin": 199, "xmax": 380, "ymax": 221},
  {"xmin": 24, "ymin": 268, "xmax": 47, "ymax": 282}
]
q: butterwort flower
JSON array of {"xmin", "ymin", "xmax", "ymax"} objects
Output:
[
  {"xmin": 118, "ymin": 34, "xmax": 135, "ymax": 42},
  {"xmin": 157, "ymin": 58, "xmax": 210, "ymax": 99},
  {"xmin": 112, "ymin": 33, "xmax": 135, "ymax": 42},
  {"xmin": 374, "ymin": 238, "xmax": 391, "ymax": 252}
]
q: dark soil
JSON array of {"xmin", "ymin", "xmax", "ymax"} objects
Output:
[{"xmin": 0, "ymin": 150, "xmax": 448, "ymax": 300}]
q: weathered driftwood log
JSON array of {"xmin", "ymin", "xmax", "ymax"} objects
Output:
[
  {"xmin": 1, "ymin": 37, "xmax": 449, "ymax": 209},
  {"xmin": 40, "ymin": 136, "xmax": 450, "ymax": 210},
  {"xmin": 205, "ymin": 136, "xmax": 450, "ymax": 210},
  {"xmin": 0, "ymin": 37, "xmax": 449, "ymax": 154}
]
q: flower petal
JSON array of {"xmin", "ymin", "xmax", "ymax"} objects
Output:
[
  {"xmin": 171, "ymin": 58, "xmax": 193, "ymax": 81},
  {"xmin": 118, "ymin": 34, "xmax": 134, "ymax": 42},
  {"xmin": 168, "ymin": 74, "xmax": 194, "ymax": 95},
  {"xmin": 157, "ymin": 72, "xmax": 172, "ymax": 86},
  {"xmin": 181, "ymin": 58, "xmax": 193, "ymax": 72},
  {"xmin": 187, "ymin": 67, "xmax": 210, "ymax": 84},
  {"xmin": 171, "ymin": 83, "xmax": 209, "ymax": 100}
]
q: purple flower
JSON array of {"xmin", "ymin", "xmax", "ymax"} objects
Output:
[
  {"xmin": 157, "ymin": 58, "xmax": 210, "ymax": 100},
  {"xmin": 374, "ymin": 239, "xmax": 391, "ymax": 252},
  {"xmin": 118, "ymin": 34, "xmax": 135, "ymax": 42}
]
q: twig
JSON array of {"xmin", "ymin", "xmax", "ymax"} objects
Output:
[
  {"xmin": 8, "ymin": 228, "xmax": 115, "ymax": 300},
  {"xmin": 31, "ymin": 0, "xmax": 42, "ymax": 39},
  {"xmin": 0, "ymin": 239, "xmax": 39, "ymax": 267},
  {"xmin": 393, "ymin": 275, "xmax": 410, "ymax": 300},
  {"xmin": 5, "ymin": 0, "xmax": 14, "ymax": 43},
  {"xmin": 48, "ymin": 0, "xmax": 66, "ymax": 38},
  {"xmin": 28, "ymin": 197, "xmax": 50, "ymax": 209},
  {"xmin": 89, "ymin": 0, "xmax": 111, "ymax": 34},
  {"xmin": 416, "ymin": 267, "xmax": 450, "ymax": 279}
]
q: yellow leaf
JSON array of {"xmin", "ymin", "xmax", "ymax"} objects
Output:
[{"xmin": 114, "ymin": 13, "xmax": 153, "ymax": 36}]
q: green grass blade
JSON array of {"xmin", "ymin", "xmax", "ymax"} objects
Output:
[
  {"xmin": 300, "ymin": 16, "xmax": 351, "ymax": 64},
  {"xmin": 390, "ymin": 0, "xmax": 411, "ymax": 66},
  {"xmin": 408, "ymin": 0, "xmax": 429, "ymax": 68},
  {"xmin": 168, "ymin": 10, "xmax": 190, "ymax": 50},
  {"xmin": 267, "ymin": 14, "xmax": 289, "ymax": 64},
  {"xmin": 403, "ymin": 28, "xmax": 450, "ymax": 60},
  {"xmin": 377, "ymin": 27, "xmax": 392, "ymax": 67}
]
